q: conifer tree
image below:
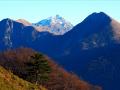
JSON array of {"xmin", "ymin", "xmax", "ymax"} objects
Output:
[{"xmin": 26, "ymin": 53, "xmax": 51, "ymax": 85}]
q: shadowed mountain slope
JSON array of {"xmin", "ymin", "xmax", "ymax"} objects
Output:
[{"xmin": 0, "ymin": 12, "xmax": 120, "ymax": 90}]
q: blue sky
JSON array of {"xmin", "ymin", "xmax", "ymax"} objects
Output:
[{"xmin": 0, "ymin": 0, "xmax": 120, "ymax": 25}]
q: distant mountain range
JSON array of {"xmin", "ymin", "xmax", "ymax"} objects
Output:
[
  {"xmin": 0, "ymin": 12, "xmax": 120, "ymax": 90},
  {"xmin": 16, "ymin": 15, "xmax": 73, "ymax": 35}
]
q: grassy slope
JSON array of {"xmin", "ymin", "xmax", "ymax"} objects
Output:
[{"xmin": 0, "ymin": 66, "xmax": 46, "ymax": 90}]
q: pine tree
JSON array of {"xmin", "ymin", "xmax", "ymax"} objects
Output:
[{"xmin": 26, "ymin": 53, "xmax": 51, "ymax": 85}]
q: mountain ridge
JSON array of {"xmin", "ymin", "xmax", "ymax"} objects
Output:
[
  {"xmin": 0, "ymin": 48, "xmax": 101, "ymax": 90},
  {"xmin": 0, "ymin": 12, "xmax": 120, "ymax": 90}
]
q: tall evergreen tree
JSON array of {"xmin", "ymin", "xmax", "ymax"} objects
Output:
[{"xmin": 26, "ymin": 53, "xmax": 51, "ymax": 85}]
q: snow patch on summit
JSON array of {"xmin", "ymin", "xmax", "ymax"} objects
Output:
[{"xmin": 33, "ymin": 15, "xmax": 73, "ymax": 35}]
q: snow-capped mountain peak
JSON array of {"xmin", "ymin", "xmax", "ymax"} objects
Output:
[{"xmin": 34, "ymin": 15, "xmax": 73, "ymax": 35}]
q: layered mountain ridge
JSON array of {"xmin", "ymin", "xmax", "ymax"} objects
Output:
[{"xmin": 0, "ymin": 12, "xmax": 120, "ymax": 90}]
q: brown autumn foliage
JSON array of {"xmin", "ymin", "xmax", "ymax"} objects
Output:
[
  {"xmin": 45, "ymin": 57, "xmax": 101, "ymax": 90},
  {"xmin": 0, "ymin": 48, "xmax": 101, "ymax": 90}
]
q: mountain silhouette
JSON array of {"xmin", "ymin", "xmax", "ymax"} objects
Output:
[
  {"xmin": 0, "ymin": 12, "xmax": 120, "ymax": 90},
  {"xmin": 52, "ymin": 12, "xmax": 120, "ymax": 90}
]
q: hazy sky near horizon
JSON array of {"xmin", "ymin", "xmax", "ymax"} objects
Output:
[{"xmin": 0, "ymin": 0, "xmax": 120, "ymax": 25}]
